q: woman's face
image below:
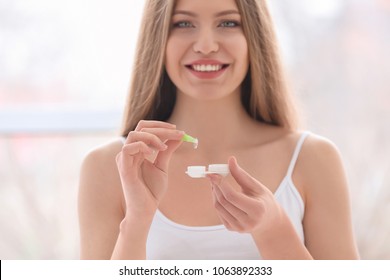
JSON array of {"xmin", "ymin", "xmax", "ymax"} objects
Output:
[{"xmin": 165, "ymin": 0, "xmax": 249, "ymax": 101}]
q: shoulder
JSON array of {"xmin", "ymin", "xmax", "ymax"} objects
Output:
[
  {"xmin": 295, "ymin": 133, "xmax": 359, "ymax": 259},
  {"xmin": 299, "ymin": 132, "xmax": 344, "ymax": 173},
  {"xmin": 78, "ymin": 138, "xmax": 125, "ymax": 259},
  {"xmin": 296, "ymin": 132, "xmax": 348, "ymax": 201},
  {"xmin": 80, "ymin": 137, "xmax": 124, "ymax": 183},
  {"xmin": 82, "ymin": 137, "xmax": 124, "ymax": 168},
  {"xmin": 79, "ymin": 137, "xmax": 124, "ymax": 208}
]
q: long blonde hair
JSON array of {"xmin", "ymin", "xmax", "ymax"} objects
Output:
[{"xmin": 120, "ymin": 0, "xmax": 299, "ymax": 136}]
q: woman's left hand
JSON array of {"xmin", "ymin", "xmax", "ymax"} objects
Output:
[{"xmin": 208, "ymin": 156, "xmax": 284, "ymax": 236}]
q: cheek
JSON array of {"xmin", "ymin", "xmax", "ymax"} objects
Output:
[
  {"xmin": 165, "ymin": 38, "xmax": 185, "ymax": 75},
  {"xmin": 165, "ymin": 40, "xmax": 176, "ymax": 70},
  {"xmin": 235, "ymin": 38, "xmax": 249, "ymax": 65},
  {"xmin": 165, "ymin": 39, "xmax": 188, "ymax": 93},
  {"xmin": 224, "ymin": 35, "xmax": 248, "ymax": 66},
  {"xmin": 228, "ymin": 38, "xmax": 249, "ymax": 87}
]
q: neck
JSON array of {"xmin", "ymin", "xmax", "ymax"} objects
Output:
[{"xmin": 167, "ymin": 91, "xmax": 256, "ymax": 151}]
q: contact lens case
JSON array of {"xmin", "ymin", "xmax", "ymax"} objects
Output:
[{"xmin": 185, "ymin": 164, "xmax": 229, "ymax": 178}]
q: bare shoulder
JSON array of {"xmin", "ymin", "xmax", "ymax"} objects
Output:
[
  {"xmin": 79, "ymin": 137, "xmax": 124, "ymax": 209},
  {"xmin": 78, "ymin": 138, "xmax": 125, "ymax": 259},
  {"xmin": 299, "ymin": 133, "xmax": 344, "ymax": 173},
  {"xmin": 296, "ymin": 132, "xmax": 348, "ymax": 200},
  {"xmin": 81, "ymin": 138, "xmax": 124, "ymax": 171},
  {"xmin": 295, "ymin": 133, "xmax": 359, "ymax": 259}
]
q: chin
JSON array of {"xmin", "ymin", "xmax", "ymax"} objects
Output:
[
  {"xmin": 178, "ymin": 84, "xmax": 236, "ymax": 100},
  {"xmin": 184, "ymin": 90, "xmax": 231, "ymax": 101}
]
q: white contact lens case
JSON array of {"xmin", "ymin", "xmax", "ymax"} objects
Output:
[{"xmin": 185, "ymin": 164, "xmax": 229, "ymax": 178}]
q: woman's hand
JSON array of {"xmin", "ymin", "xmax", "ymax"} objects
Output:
[
  {"xmin": 116, "ymin": 120, "xmax": 184, "ymax": 217},
  {"xmin": 208, "ymin": 156, "xmax": 284, "ymax": 236}
]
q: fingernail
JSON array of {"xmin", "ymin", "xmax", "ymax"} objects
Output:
[
  {"xmin": 209, "ymin": 174, "xmax": 221, "ymax": 185},
  {"xmin": 178, "ymin": 130, "xmax": 185, "ymax": 137}
]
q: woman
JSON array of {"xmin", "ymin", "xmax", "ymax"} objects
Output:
[{"xmin": 78, "ymin": 0, "xmax": 359, "ymax": 259}]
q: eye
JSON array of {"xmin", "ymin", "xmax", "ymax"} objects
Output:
[
  {"xmin": 173, "ymin": 21, "xmax": 194, "ymax": 28},
  {"xmin": 219, "ymin": 21, "xmax": 240, "ymax": 28}
]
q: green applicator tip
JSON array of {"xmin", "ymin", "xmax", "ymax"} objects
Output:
[{"xmin": 181, "ymin": 134, "xmax": 199, "ymax": 149}]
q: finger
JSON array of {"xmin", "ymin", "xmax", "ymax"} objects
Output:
[
  {"xmin": 122, "ymin": 141, "xmax": 153, "ymax": 156},
  {"xmin": 228, "ymin": 156, "xmax": 267, "ymax": 196},
  {"xmin": 125, "ymin": 131, "xmax": 168, "ymax": 151},
  {"xmin": 209, "ymin": 173, "xmax": 260, "ymax": 215},
  {"xmin": 210, "ymin": 185, "xmax": 235, "ymax": 230},
  {"xmin": 139, "ymin": 127, "xmax": 185, "ymax": 142},
  {"xmin": 212, "ymin": 182, "xmax": 249, "ymax": 221},
  {"xmin": 135, "ymin": 120, "xmax": 176, "ymax": 131},
  {"xmin": 116, "ymin": 150, "xmax": 143, "ymax": 183},
  {"xmin": 209, "ymin": 174, "xmax": 255, "ymax": 207},
  {"xmin": 120, "ymin": 141, "xmax": 156, "ymax": 172},
  {"xmin": 154, "ymin": 139, "xmax": 183, "ymax": 172},
  {"xmin": 211, "ymin": 190, "xmax": 235, "ymax": 230}
]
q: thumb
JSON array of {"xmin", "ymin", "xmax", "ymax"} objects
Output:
[
  {"xmin": 154, "ymin": 140, "xmax": 182, "ymax": 172},
  {"xmin": 228, "ymin": 156, "xmax": 265, "ymax": 196}
]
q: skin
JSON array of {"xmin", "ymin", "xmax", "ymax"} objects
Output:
[{"xmin": 78, "ymin": 0, "xmax": 359, "ymax": 260}]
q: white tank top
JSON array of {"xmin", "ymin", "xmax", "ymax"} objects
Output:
[{"xmin": 123, "ymin": 132, "xmax": 309, "ymax": 259}]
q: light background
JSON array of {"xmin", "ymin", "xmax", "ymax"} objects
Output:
[{"xmin": 0, "ymin": 0, "xmax": 389, "ymax": 259}]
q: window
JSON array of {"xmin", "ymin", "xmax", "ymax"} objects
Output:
[
  {"xmin": 0, "ymin": 0, "xmax": 144, "ymax": 259},
  {"xmin": 1, "ymin": 0, "xmax": 389, "ymax": 259}
]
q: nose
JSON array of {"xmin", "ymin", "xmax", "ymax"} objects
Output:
[{"xmin": 192, "ymin": 28, "xmax": 219, "ymax": 54}]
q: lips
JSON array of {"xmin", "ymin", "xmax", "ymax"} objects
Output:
[
  {"xmin": 184, "ymin": 60, "xmax": 230, "ymax": 79},
  {"xmin": 188, "ymin": 64, "xmax": 228, "ymax": 72}
]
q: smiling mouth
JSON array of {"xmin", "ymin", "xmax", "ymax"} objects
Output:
[{"xmin": 186, "ymin": 64, "xmax": 229, "ymax": 72}]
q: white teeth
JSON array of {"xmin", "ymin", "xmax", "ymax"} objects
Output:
[{"xmin": 192, "ymin": 64, "xmax": 223, "ymax": 72}]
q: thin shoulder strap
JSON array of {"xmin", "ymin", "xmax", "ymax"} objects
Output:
[{"xmin": 286, "ymin": 131, "xmax": 310, "ymax": 177}]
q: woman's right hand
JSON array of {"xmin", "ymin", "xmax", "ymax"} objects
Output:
[{"xmin": 116, "ymin": 120, "xmax": 184, "ymax": 218}]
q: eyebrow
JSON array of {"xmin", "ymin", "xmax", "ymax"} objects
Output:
[{"xmin": 173, "ymin": 10, "xmax": 240, "ymax": 17}]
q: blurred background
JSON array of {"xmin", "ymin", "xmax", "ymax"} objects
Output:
[{"xmin": 0, "ymin": 0, "xmax": 389, "ymax": 259}]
